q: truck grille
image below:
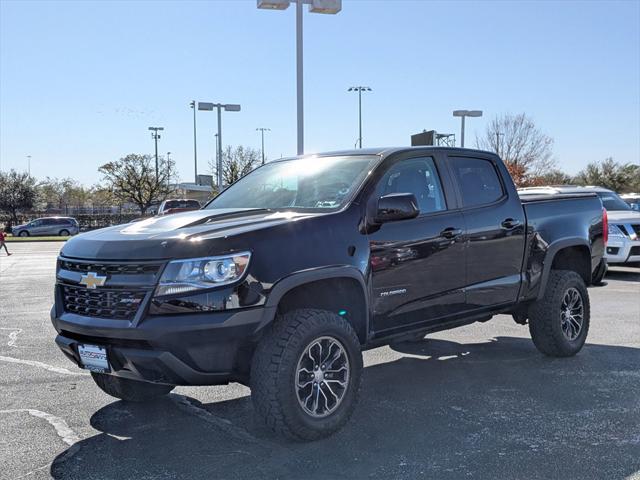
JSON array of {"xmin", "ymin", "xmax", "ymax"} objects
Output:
[
  {"xmin": 62, "ymin": 284, "xmax": 147, "ymax": 320},
  {"xmin": 59, "ymin": 260, "xmax": 160, "ymax": 275}
]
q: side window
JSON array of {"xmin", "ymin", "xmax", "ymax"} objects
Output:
[
  {"xmin": 450, "ymin": 157, "xmax": 504, "ymax": 207},
  {"xmin": 377, "ymin": 157, "xmax": 446, "ymax": 215}
]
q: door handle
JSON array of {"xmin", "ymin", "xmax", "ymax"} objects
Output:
[
  {"xmin": 501, "ymin": 218, "xmax": 521, "ymax": 229},
  {"xmin": 441, "ymin": 227, "xmax": 463, "ymax": 239}
]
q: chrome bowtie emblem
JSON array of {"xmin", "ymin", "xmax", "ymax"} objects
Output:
[{"xmin": 79, "ymin": 272, "xmax": 107, "ymax": 289}]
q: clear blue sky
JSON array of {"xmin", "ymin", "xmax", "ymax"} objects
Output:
[{"xmin": 1, "ymin": 0, "xmax": 639, "ymax": 185}]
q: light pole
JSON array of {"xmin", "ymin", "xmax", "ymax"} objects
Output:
[
  {"xmin": 257, "ymin": 0, "xmax": 342, "ymax": 156},
  {"xmin": 452, "ymin": 110, "xmax": 482, "ymax": 148},
  {"xmin": 26, "ymin": 155, "xmax": 31, "ymax": 175},
  {"xmin": 166, "ymin": 152, "xmax": 172, "ymax": 188},
  {"xmin": 190, "ymin": 100, "xmax": 198, "ymax": 183},
  {"xmin": 256, "ymin": 128, "xmax": 271, "ymax": 165},
  {"xmin": 197, "ymin": 102, "xmax": 241, "ymax": 190},
  {"xmin": 148, "ymin": 127, "xmax": 164, "ymax": 178},
  {"xmin": 348, "ymin": 86, "xmax": 371, "ymax": 148},
  {"xmin": 495, "ymin": 132, "xmax": 504, "ymax": 155}
]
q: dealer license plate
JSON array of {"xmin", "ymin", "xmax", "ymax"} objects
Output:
[{"xmin": 78, "ymin": 344, "xmax": 110, "ymax": 373}]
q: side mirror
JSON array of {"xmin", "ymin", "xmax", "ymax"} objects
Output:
[{"xmin": 375, "ymin": 193, "xmax": 420, "ymax": 223}]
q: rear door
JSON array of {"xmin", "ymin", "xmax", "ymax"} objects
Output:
[
  {"xmin": 368, "ymin": 153, "xmax": 467, "ymax": 333},
  {"xmin": 446, "ymin": 154, "xmax": 526, "ymax": 309}
]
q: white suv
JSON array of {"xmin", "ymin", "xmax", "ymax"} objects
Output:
[{"xmin": 519, "ymin": 186, "xmax": 640, "ymax": 266}]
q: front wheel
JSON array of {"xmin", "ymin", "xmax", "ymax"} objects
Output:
[
  {"xmin": 528, "ymin": 270, "xmax": 590, "ymax": 357},
  {"xmin": 59, "ymin": 229, "xmax": 70, "ymax": 237},
  {"xmin": 91, "ymin": 372, "xmax": 174, "ymax": 402},
  {"xmin": 250, "ymin": 309, "xmax": 363, "ymax": 441},
  {"xmin": 19, "ymin": 231, "xmax": 29, "ymax": 237}
]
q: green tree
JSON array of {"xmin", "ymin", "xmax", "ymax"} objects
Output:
[
  {"xmin": 574, "ymin": 158, "xmax": 640, "ymax": 193},
  {"xmin": 39, "ymin": 177, "xmax": 89, "ymax": 212},
  {"xmin": 0, "ymin": 170, "xmax": 38, "ymax": 223},
  {"xmin": 99, "ymin": 154, "xmax": 177, "ymax": 215}
]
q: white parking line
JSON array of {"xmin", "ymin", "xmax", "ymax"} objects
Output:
[
  {"xmin": 1, "ymin": 408, "xmax": 82, "ymax": 474},
  {"xmin": 0, "ymin": 327, "xmax": 23, "ymax": 347},
  {"xmin": 0, "ymin": 355, "xmax": 88, "ymax": 376},
  {"xmin": 0, "ymin": 408, "xmax": 80, "ymax": 446}
]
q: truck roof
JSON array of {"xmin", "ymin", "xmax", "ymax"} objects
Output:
[{"xmin": 270, "ymin": 147, "xmax": 498, "ymax": 163}]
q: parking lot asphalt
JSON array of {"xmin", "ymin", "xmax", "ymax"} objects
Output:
[{"xmin": 0, "ymin": 242, "xmax": 639, "ymax": 480}]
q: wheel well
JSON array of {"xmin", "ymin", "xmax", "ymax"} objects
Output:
[
  {"xmin": 277, "ymin": 278, "xmax": 368, "ymax": 344},
  {"xmin": 551, "ymin": 245, "xmax": 591, "ymax": 284}
]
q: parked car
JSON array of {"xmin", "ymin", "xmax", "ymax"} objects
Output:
[
  {"xmin": 157, "ymin": 199, "xmax": 201, "ymax": 215},
  {"xmin": 52, "ymin": 148, "xmax": 605, "ymax": 440},
  {"xmin": 519, "ymin": 185, "xmax": 640, "ymax": 266},
  {"xmin": 621, "ymin": 193, "xmax": 640, "ymax": 211},
  {"xmin": 13, "ymin": 217, "xmax": 79, "ymax": 237}
]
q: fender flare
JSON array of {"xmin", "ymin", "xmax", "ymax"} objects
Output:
[
  {"xmin": 255, "ymin": 266, "xmax": 370, "ymax": 340},
  {"xmin": 537, "ymin": 237, "xmax": 591, "ymax": 300}
]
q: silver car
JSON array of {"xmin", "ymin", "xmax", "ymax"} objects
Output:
[{"xmin": 12, "ymin": 217, "xmax": 79, "ymax": 237}]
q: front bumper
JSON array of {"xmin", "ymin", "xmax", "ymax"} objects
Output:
[
  {"xmin": 605, "ymin": 237, "xmax": 640, "ymax": 264},
  {"xmin": 51, "ymin": 306, "xmax": 274, "ymax": 386}
]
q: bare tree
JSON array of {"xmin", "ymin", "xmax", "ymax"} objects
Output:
[
  {"xmin": 477, "ymin": 113, "xmax": 555, "ymax": 186},
  {"xmin": 209, "ymin": 146, "xmax": 261, "ymax": 188},
  {"xmin": 99, "ymin": 154, "xmax": 177, "ymax": 215}
]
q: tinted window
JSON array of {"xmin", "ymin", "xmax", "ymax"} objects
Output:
[
  {"xmin": 377, "ymin": 157, "xmax": 446, "ymax": 214},
  {"xmin": 596, "ymin": 192, "xmax": 631, "ymax": 211},
  {"xmin": 451, "ymin": 157, "xmax": 504, "ymax": 207}
]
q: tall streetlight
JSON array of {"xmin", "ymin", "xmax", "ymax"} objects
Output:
[
  {"xmin": 256, "ymin": 127, "xmax": 271, "ymax": 165},
  {"xmin": 197, "ymin": 102, "xmax": 241, "ymax": 190},
  {"xmin": 26, "ymin": 155, "xmax": 31, "ymax": 176},
  {"xmin": 452, "ymin": 110, "xmax": 482, "ymax": 148},
  {"xmin": 348, "ymin": 86, "xmax": 371, "ymax": 149},
  {"xmin": 495, "ymin": 132, "xmax": 504, "ymax": 155},
  {"xmin": 148, "ymin": 127, "xmax": 164, "ymax": 178},
  {"xmin": 189, "ymin": 100, "xmax": 198, "ymax": 183},
  {"xmin": 257, "ymin": 0, "xmax": 342, "ymax": 156}
]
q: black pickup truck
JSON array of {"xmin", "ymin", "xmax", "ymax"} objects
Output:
[{"xmin": 52, "ymin": 147, "xmax": 605, "ymax": 440}]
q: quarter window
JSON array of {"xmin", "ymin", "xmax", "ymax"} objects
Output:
[
  {"xmin": 451, "ymin": 157, "xmax": 504, "ymax": 207},
  {"xmin": 377, "ymin": 157, "xmax": 446, "ymax": 214}
]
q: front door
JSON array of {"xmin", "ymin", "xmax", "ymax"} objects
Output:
[{"xmin": 369, "ymin": 155, "xmax": 467, "ymax": 333}]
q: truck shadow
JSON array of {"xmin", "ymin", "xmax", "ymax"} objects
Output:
[
  {"xmin": 51, "ymin": 336, "xmax": 640, "ymax": 479},
  {"xmin": 606, "ymin": 266, "xmax": 640, "ymax": 282}
]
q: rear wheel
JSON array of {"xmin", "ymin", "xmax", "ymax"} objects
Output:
[
  {"xmin": 91, "ymin": 372, "xmax": 174, "ymax": 402},
  {"xmin": 528, "ymin": 270, "xmax": 590, "ymax": 357},
  {"xmin": 250, "ymin": 309, "xmax": 363, "ymax": 441}
]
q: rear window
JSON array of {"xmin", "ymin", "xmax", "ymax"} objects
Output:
[
  {"xmin": 165, "ymin": 200, "xmax": 200, "ymax": 209},
  {"xmin": 451, "ymin": 157, "xmax": 504, "ymax": 207}
]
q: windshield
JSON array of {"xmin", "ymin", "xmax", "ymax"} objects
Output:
[
  {"xmin": 206, "ymin": 155, "xmax": 379, "ymax": 211},
  {"xmin": 597, "ymin": 192, "xmax": 631, "ymax": 211}
]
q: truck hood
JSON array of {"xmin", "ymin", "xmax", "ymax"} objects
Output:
[
  {"xmin": 607, "ymin": 210, "xmax": 640, "ymax": 223},
  {"xmin": 60, "ymin": 208, "xmax": 317, "ymax": 260}
]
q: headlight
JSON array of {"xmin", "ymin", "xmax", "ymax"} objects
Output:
[
  {"xmin": 155, "ymin": 252, "xmax": 251, "ymax": 296},
  {"xmin": 608, "ymin": 224, "xmax": 625, "ymax": 238}
]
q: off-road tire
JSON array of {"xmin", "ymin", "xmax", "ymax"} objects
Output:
[
  {"xmin": 91, "ymin": 372, "xmax": 174, "ymax": 402},
  {"xmin": 250, "ymin": 309, "xmax": 363, "ymax": 441},
  {"xmin": 528, "ymin": 270, "xmax": 590, "ymax": 357}
]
